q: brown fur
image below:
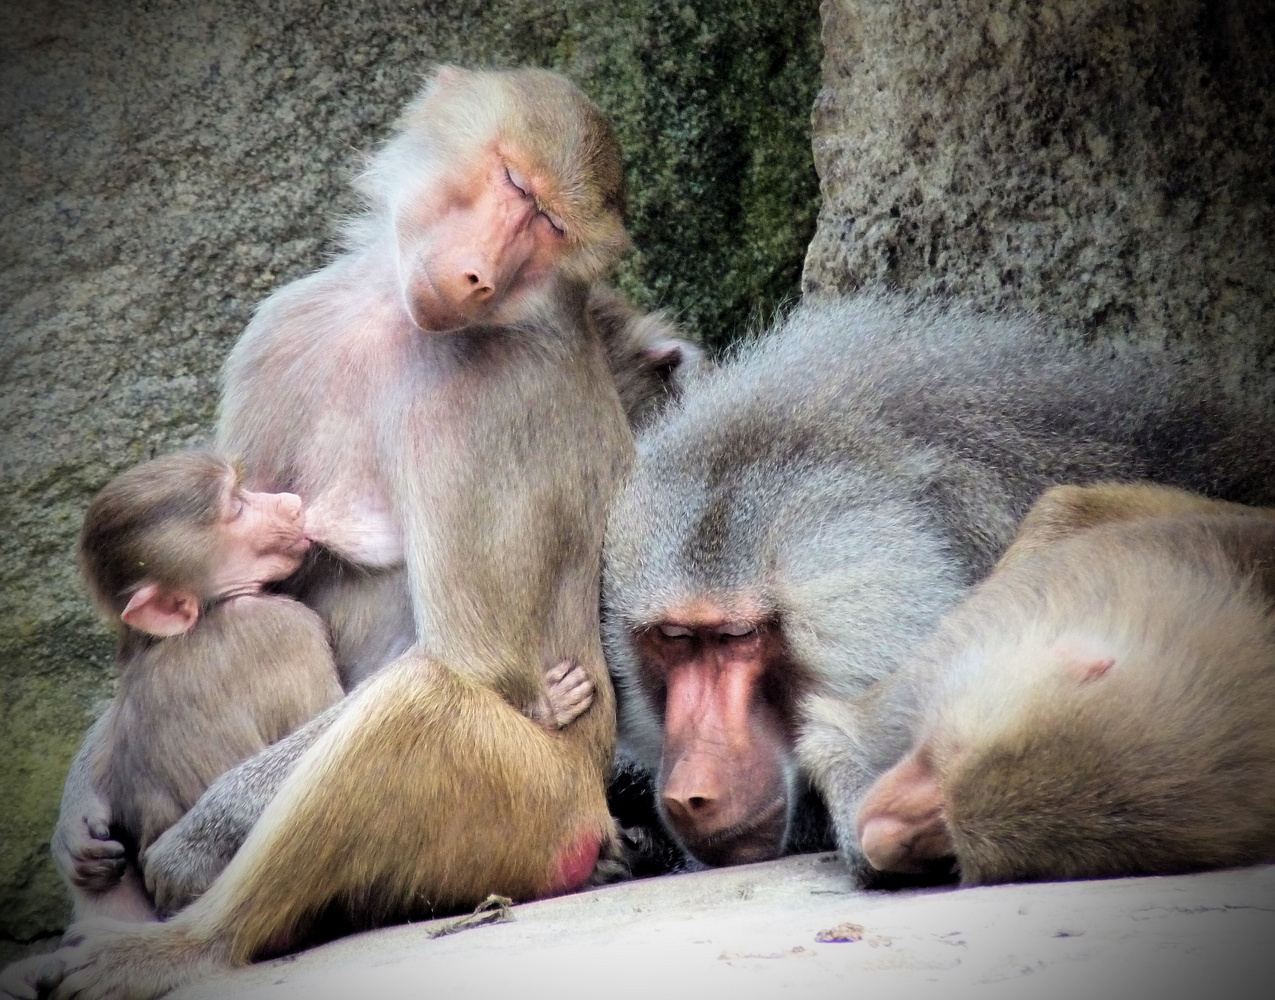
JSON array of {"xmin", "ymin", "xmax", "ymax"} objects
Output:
[
  {"xmin": 993, "ymin": 481, "xmax": 1272, "ymax": 571},
  {"xmin": 79, "ymin": 452, "xmax": 229, "ymax": 618},
  {"xmin": 59, "ymin": 70, "xmax": 692, "ymax": 933},
  {"xmin": 21, "ymin": 69, "xmax": 636, "ymax": 1000},
  {"xmin": 860, "ymin": 484, "xmax": 1275, "ymax": 885},
  {"xmin": 58, "ymin": 453, "xmax": 343, "ymax": 929},
  {"xmin": 39, "ymin": 288, "xmax": 632, "ymax": 1000},
  {"xmin": 97, "ymin": 599, "xmax": 342, "ymax": 855}
]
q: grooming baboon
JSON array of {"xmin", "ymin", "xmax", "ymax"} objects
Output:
[
  {"xmin": 856, "ymin": 483, "xmax": 1275, "ymax": 884},
  {"xmin": 16, "ymin": 67, "xmax": 639, "ymax": 1000},
  {"xmin": 601, "ymin": 295, "xmax": 1275, "ymax": 875}
]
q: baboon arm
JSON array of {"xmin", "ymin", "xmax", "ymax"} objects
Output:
[
  {"xmin": 856, "ymin": 749, "xmax": 953, "ymax": 873},
  {"xmin": 52, "ymin": 715, "xmax": 126, "ymax": 898},
  {"xmin": 49, "ymin": 655, "xmax": 613, "ymax": 999},
  {"xmin": 796, "ymin": 677, "xmax": 927, "ymax": 878},
  {"xmin": 141, "ymin": 700, "xmax": 346, "ymax": 916}
]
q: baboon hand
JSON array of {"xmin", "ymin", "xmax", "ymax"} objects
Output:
[
  {"xmin": 141, "ymin": 825, "xmax": 226, "ymax": 917},
  {"xmin": 0, "ymin": 952, "xmax": 65, "ymax": 1000},
  {"xmin": 52, "ymin": 808, "xmax": 125, "ymax": 893},
  {"xmin": 532, "ymin": 659, "xmax": 595, "ymax": 729}
]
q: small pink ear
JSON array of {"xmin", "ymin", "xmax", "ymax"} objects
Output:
[
  {"xmin": 1047, "ymin": 638, "xmax": 1117, "ymax": 686},
  {"xmin": 121, "ymin": 583, "xmax": 200, "ymax": 637},
  {"xmin": 1072, "ymin": 656, "xmax": 1116, "ymax": 685}
]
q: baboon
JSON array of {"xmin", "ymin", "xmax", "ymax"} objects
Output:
[
  {"xmin": 51, "ymin": 69, "xmax": 704, "ymax": 927},
  {"xmin": 12, "ymin": 67, "xmax": 642, "ymax": 1000},
  {"xmin": 857, "ymin": 483, "xmax": 1275, "ymax": 884},
  {"xmin": 600, "ymin": 295, "xmax": 1275, "ymax": 875},
  {"xmin": 54, "ymin": 451, "xmax": 599, "ymax": 932},
  {"xmin": 59, "ymin": 451, "xmax": 341, "ymax": 925}
]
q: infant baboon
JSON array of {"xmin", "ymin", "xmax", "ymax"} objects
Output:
[
  {"xmin": 60, "ymin": 450, "xmax": 595, "ymax": 924},
  {"xmin": 857, "ymin": 484, "xmax": 1275, "ymax": 884},
  {"xmin": 60, "ymin": 450, "xmax": 343, "ymax": 923}
]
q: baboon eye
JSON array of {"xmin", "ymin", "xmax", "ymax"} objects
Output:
[
  {"xmin": 541, "ymin": 210, "xmax": 566, "ymax": 236},
  {"xmin": 504, "ymin": 165, "xmax": 530, "ymax": 197},
  {"xmin": 658, "ymin": 624, "xmax": 693, "ymax": 638},
  {"xmin": 718, "ymin": 622, "xmax": 756, "ymax": 638}
]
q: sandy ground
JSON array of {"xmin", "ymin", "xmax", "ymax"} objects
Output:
[{"xmin": 174, "ymin": 853, "xmax": 1275, "ymax": 1000}]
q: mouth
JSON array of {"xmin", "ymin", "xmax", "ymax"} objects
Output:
[
  {"xmin": 674, "ymin": 796, "xmax": 789, "ymax": 868},
  {"xmin": 283, "ymin": 534, "xmax": 312, "ymax": 558},
  {"xmin": 410, "ymin": 301, "xmax": 471, "ymax": 333}
]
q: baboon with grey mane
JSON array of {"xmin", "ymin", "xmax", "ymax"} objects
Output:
[{"xmin": 601, "ymin": 294, "xmax": 1275, "ymax": 877}]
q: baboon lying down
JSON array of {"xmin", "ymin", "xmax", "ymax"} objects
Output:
[{"xmin": 858, "ymin": 483, "xmax": 1275, "ymax": 884}]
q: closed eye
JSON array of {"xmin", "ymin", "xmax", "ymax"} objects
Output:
[
  {"xmin": 541, "ymin": 209, "xmax": 566, "ymax": 236},
  {"xmin": 223, "ymin": 492, "xmax": 245, "ymax": 522},
  {"xmin": 505, "ymin": 165, "xmax": 530, "ymax": 198}
]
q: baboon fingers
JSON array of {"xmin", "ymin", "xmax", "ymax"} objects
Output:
[
  {"xmin": 542, "ymin": 659, "xmax": 573, "ymax": 684},
  {"xmin": 550, "ymin": 681, "xmax": 594, "ymax": 729},
  {"xmin": 75, "ymin": 838, "xmax": 124, "ymax": 861},
  {"xmin": 71, "ymin": 860, "xmax": 127, "ymax": 892},
  {"xmin": 0, "ymin": 953, "xmax": 55, "ymax": 1000}
]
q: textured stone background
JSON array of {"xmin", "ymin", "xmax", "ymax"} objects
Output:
[
  {"xmin": 0, "ymin": 0, "xmax": 821, "ymax": 954},
  {"xmin": 805, "ymin": 0, "xmax": 1275, "ymax": 352}
]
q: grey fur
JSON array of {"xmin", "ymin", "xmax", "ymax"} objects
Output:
[
  {"xmin": 602, "ymin": 293, "xmax": 1275, "ymax": 870},
  {"xmin": 141, "ymin": 702, "xmax": 345, "ymax": 915}
]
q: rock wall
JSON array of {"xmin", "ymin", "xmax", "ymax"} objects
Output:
[
  {"xmin": 805, "ymin": 0, "xmax": 1275, "ymax": 352},
  {"xmin": 0, "ymin": 0, "xmax": 821, "ymax": 952}
]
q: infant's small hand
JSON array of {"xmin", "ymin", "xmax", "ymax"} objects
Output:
[
  {"xmin": 53, "ymin": 809, "xmax": 126, "ymax": 893},
  {"xmin": 532, "ymin": 659, "xmax": 595, "ymax": 729}
]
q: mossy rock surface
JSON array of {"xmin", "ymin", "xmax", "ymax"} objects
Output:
[
  {"xmin": 805, "ymin": 0, "xmax": 1275, "ymax": 354},
  {"xmin": 0, "ymin": 0, "xmax": 821, "ymax": 946}
]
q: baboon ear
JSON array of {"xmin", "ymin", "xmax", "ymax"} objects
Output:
[
  {"xmin": 121, "ymin": 583, "xmax": 200, "ymax": 637},
  {"xmin": 430, "ymin": 64, "xmax": 466, "ymax": 89},
  {"xmin": 643, "ymin": 338, "xmax": 704, "ymax": 375},
  {"xmin": 1046, "ymin": 637, "xmax": 1117, "ymax": 685},
  {"xmin": 1071, "ymin": 656, "xmax": 1116, "ymax": 685},
  {"xmin": 644, "ymin": 341, "xmax": 686, "ymax": 371}
]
